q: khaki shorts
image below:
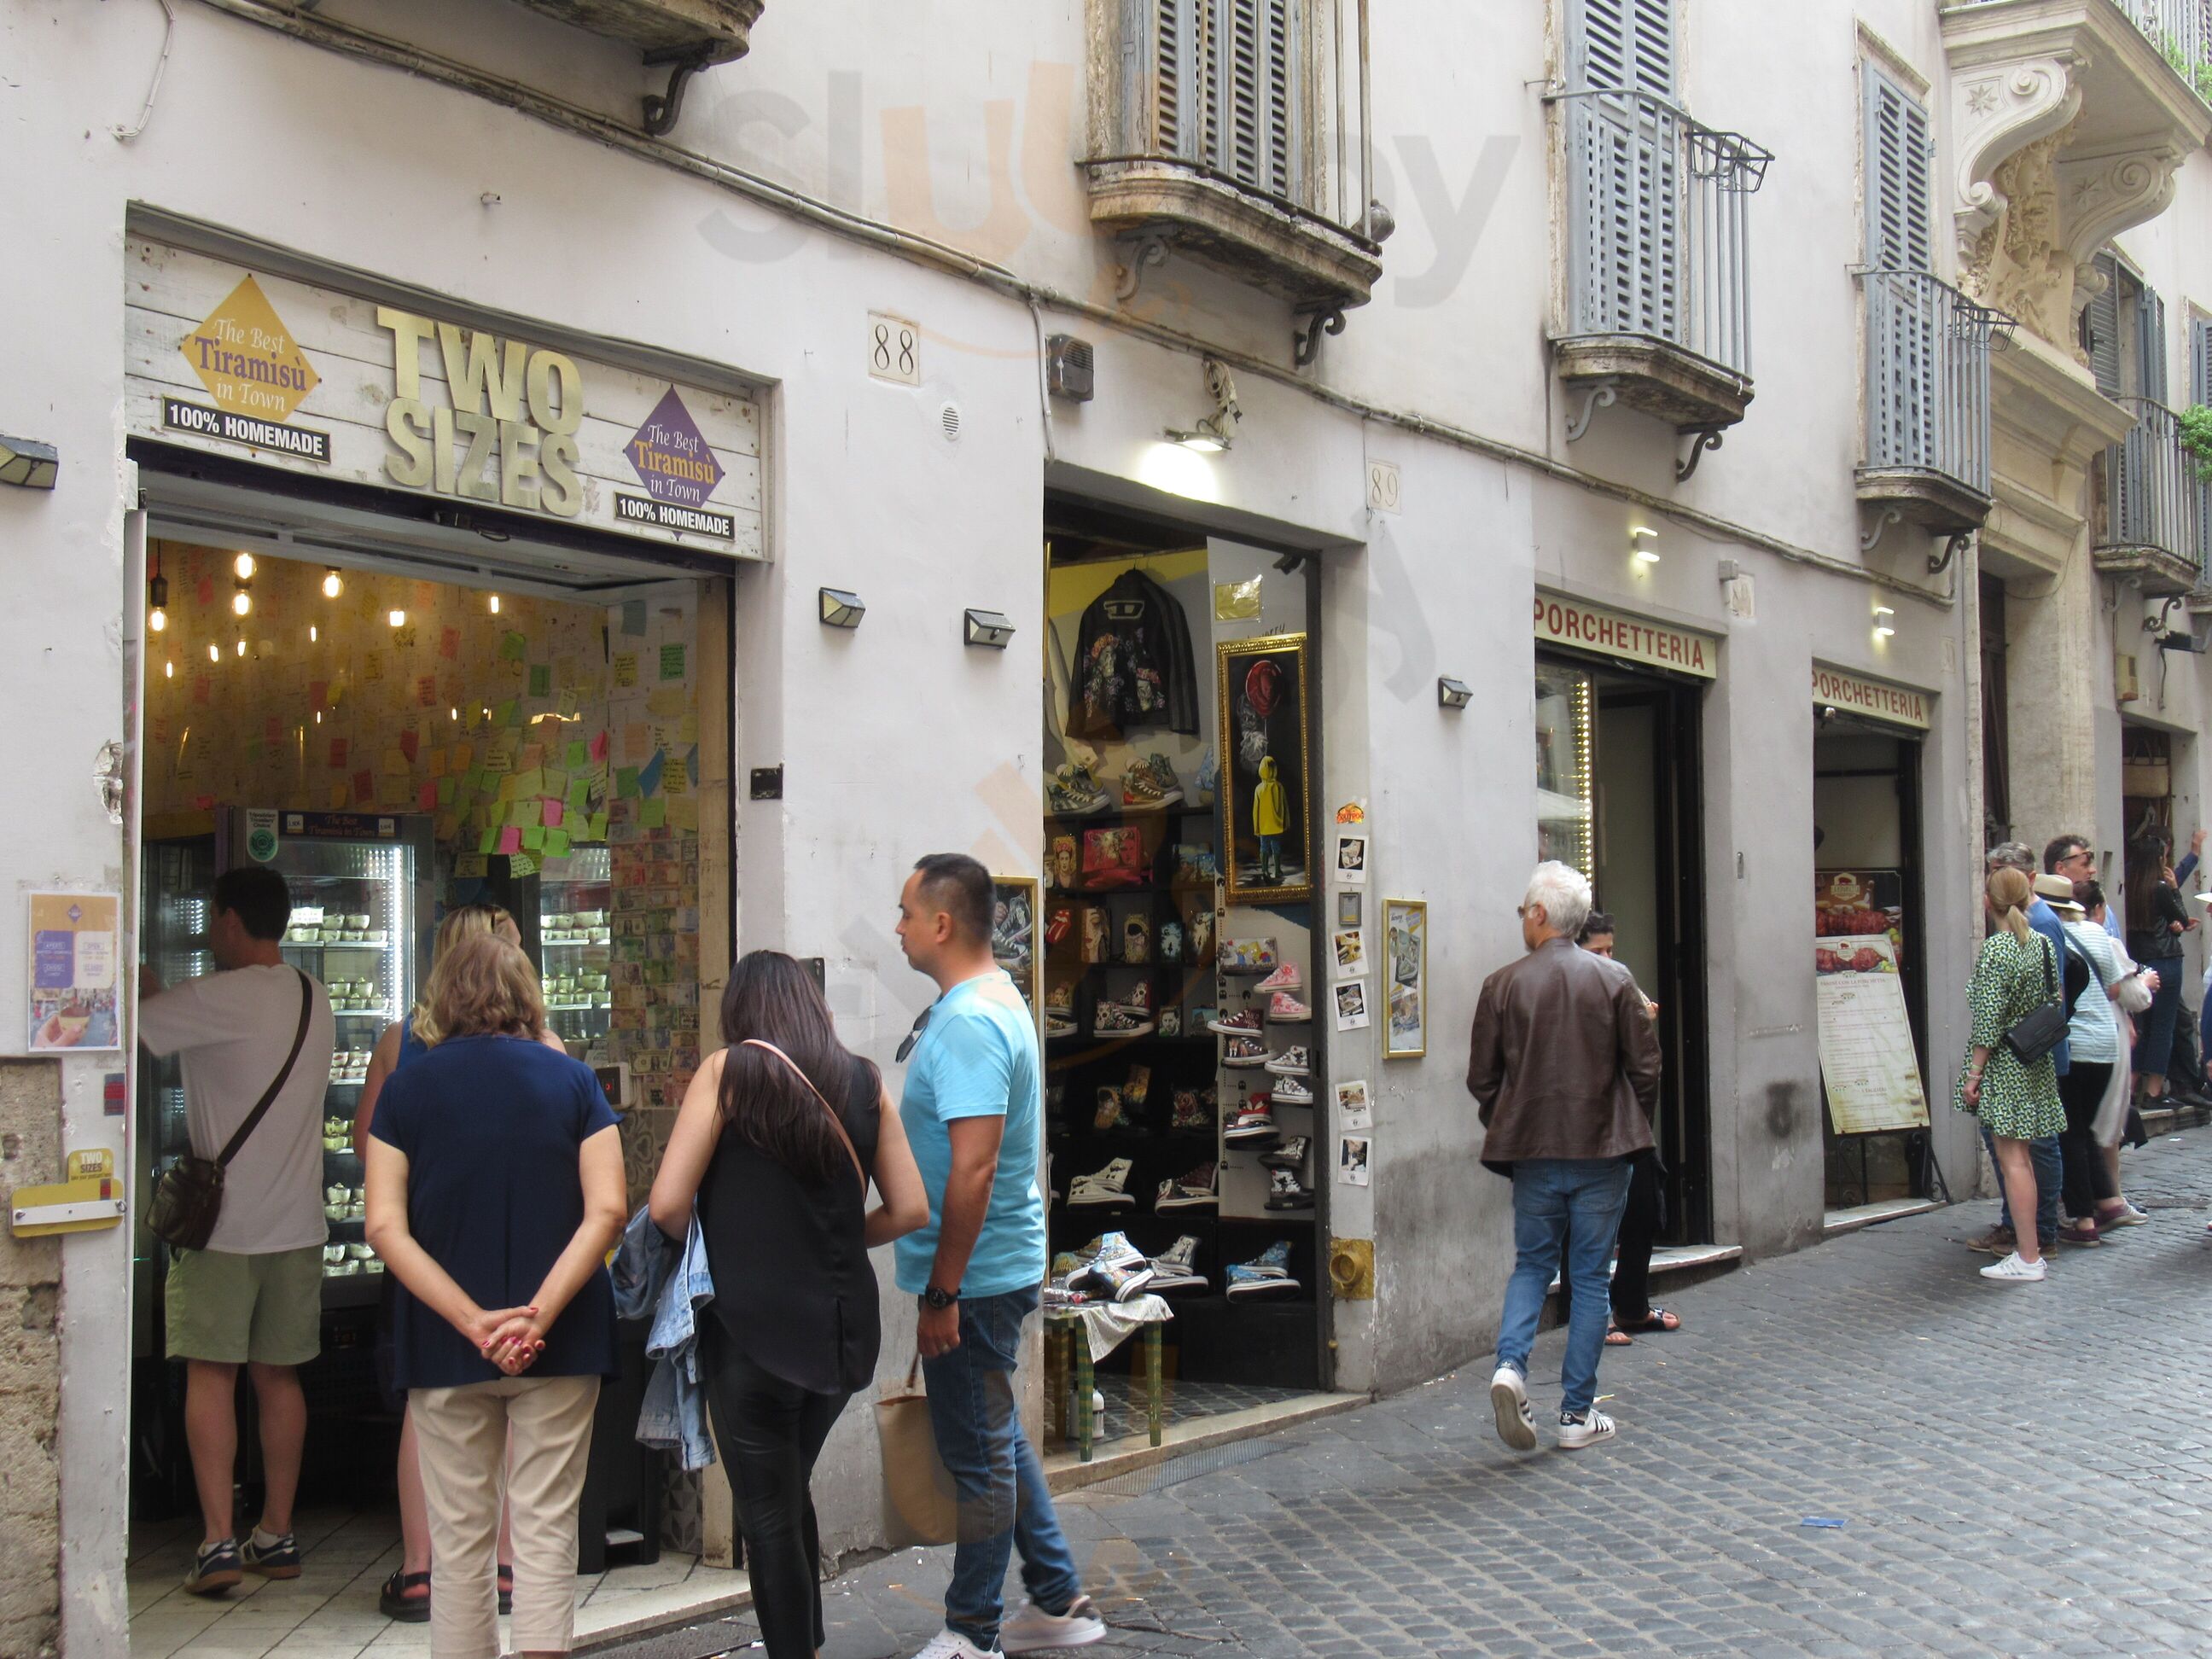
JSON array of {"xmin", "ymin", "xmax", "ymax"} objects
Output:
[{"xmin": 165, "ymin": 1243, "xmax": 323, "ymax": 1366}]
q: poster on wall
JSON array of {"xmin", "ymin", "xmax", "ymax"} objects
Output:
[
  {"xmin": 1382, "ymin": 899, "xmax": 1427, "ymax": 1059},
  {"xmin": 1814, "ymin": 934, "xmax": 1930, "ymax": 1134},
  {"xmin": 28, "ymin": 893, "xmax": 122, "ymax": 1052},
  {"xmin": 1815, "ymin": 869, "xmax": 1905, "ymax": 968},
  {"xmin": 1218, "ymin": 634, "xmax": 1313, "ymax": 905}
]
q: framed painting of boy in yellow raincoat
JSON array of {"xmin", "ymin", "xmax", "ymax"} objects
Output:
[{"xmin": 1218, "ymin": 633, "xmax": 1312, "ymax": 906}]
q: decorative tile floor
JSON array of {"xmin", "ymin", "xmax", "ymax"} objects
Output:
[{"xmin": 126, "ymin": 1507, "xmax": 748, "ymax": 1657}]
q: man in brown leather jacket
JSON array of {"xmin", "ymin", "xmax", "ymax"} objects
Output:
[{"xmin": 1467, "ymin": 862, "xmax": 1658, "ymax": 1452}]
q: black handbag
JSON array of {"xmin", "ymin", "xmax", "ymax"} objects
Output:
[
  {"xmin": 148, "ymin": 970, "xmax": 315, "ymax": 1252},
  {"xmin": 2000, "ymin": 933, "xmax": 2067, "ymax": 1065}
]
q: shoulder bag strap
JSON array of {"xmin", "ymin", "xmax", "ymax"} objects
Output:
[
  {"xmin": 738, "ymin": 1039, "xmax": 867, "ymax": 1189},
  {"xmin": 214, "ymin": 969, "xmax": 315, "ymax": 1169}
]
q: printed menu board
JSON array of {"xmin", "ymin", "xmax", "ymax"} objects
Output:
[{"xmin": 1814, "ymin": 934, "xmax": 1929, "ymax": 1134}]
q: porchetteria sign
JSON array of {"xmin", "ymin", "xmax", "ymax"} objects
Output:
[
  {"xmin": 1534, "ymin": 591, "xmax": 1719, "ymax": 679},
  {"xmin": 1811, "ymin": 664, "xmax": 1930, "ymax": 730}
]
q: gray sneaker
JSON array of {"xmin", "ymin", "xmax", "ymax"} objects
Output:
[{"xmin": 183, "ymin": 1538, "xmax": 242, "ymax": 1596}]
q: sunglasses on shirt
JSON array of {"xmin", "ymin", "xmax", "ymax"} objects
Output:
[{"xmin": 895, "ymin": 1006, "xmax": 931, "ymax": 1063}]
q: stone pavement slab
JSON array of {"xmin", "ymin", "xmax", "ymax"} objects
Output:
[{"xmin": 599, "ymin": 1130, "xmax": 2212, "ymax": 1658}]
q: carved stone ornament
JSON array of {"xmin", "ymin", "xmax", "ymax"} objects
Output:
[{"xmin": 1952, "ymin": 57, "xmax": 2082, "ymax": 276}]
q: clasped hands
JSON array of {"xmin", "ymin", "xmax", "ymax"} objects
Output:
[{"xmin": 463, "ymin": 1305, "xmax": 550, "ymax": 1375}]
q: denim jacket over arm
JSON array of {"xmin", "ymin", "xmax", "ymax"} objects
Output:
[{"xmin": 613, "ymin": 1204, "xmax": 719, "ymax": 1470}]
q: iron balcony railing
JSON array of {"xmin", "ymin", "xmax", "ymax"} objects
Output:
[
  {"xmin": 2100, "ymin": 396, "xmax": 2205, "ymax": 572},
  {"xmin": 1557, "ymin": 89, "xmax": 1773, "ymax": 381},
  {"xmin": 1860, "ymin": 270, "xmax": 2011, "ymax": 495}
]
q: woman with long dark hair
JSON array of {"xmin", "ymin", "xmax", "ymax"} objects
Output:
[
  {"xmin": 2124, "ymin": 839, "xmax": 2193, "ymax": 1109},
  {"xmin": 649, "ymin": 952, "xmax": 928, "ymax": 1659}
]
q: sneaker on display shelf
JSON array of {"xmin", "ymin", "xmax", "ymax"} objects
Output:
[
  {"xmin": 1253, "ymin": 961, "xmax": 1304, "ymax": 993},
  {"xmin": 1269, "ymin": 1074, "xmax": 1314, "ymax": 1105},
  {"xmin": 1265, "ymin": 1167, "xmax": 1315, "ymax": 1211},
  {"xmin": 1125, "ymin": 981, "xmax": 1154, "ymax": 1013},
  {"xmin": 1220, "ymin": 938, "xmax": 1279, "ymax": 974},
  {"xmin": 1266, "ymin": 992, "xmax": 1313, "ymax": 1023},
  {"xmin": 1263, "ymin": 1045, "xmax": 1312, "ymax": 1076},
  {"xmin": 1066, "ymin": 1159, "xmax": 1139, "ymax": 1209},
  {"xmin": 1155, "ymin": 1164, "xmax": 1219, "ymax": 1212},
  {"xmin": 1260, "ymin": 1134, "xmax": 1311, "ymax": 1171},
  {"xmin": 1225, "ymin": 1240, "xmax": 1301, "ymax": 1299},
  {"xmin": 1208, "ymin": 1008, "xmax": 1263, "ymax": 1037},
  {"xmin": 1093, "ymin": 1086, "xmax": 1125, "ymax": 1132},
  {"xmin": 1092, "ymin": 1004, "xmax": 1155, "ymax": 1038},
  {"xmin": 1221, "ymin": 1036, "xmax": 1272, "ymax": 1068},
  {"xmin": 1132, "ymin": 754, "xmax": 1185, "ymax": 809},
  {"xmin": 1047, "ymin": 763, "xmax": 1109, "ymax": 817},
  {"xmin": 1045, "ymin": 1011, "xmax": 1078, "ymax": 1039},
  {"xmin": 1123, "ymin": 1064, "xmax": 1151, "ymax": 1107},
  {"xmin": 1068, "ymin": 1232, "xmax": 1155, "ymax": 1301},
  {"xmin": 1224, "ymin": 1097, "xmax": 1280, "ymax": 1145},
  {"xmin": 1121, "ymin": 762, "xmax": 1173, "ymax": 812},
  {"xmin": 1146, "ymin": 1235, "xmax": 1209, "ymax": 1293}
]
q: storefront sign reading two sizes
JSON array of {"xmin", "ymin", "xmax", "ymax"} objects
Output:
[{"xmin": 127, "ymin": 240, "xmax": 760, "ymax": 557}]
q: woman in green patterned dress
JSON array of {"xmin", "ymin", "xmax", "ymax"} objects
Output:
[{"xmin": 1959, "ymin": 866, "xmax": 2067, "ymax": 1283}]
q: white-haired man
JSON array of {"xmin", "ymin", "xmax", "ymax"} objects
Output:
[{"xmin": 1467, "ymin": 861, "xmax": 1660, "ymax": 1452}]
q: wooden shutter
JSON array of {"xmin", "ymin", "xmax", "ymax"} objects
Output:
[
  {"xmin": 2137, "ymin": 282, "xmax": 2169, "ymax": 405},
  {"xmin": 1219, "ymin": 0, "xmax": 1296, "ymax": 201},
  {"xmin": 2086, "ymin": 253, "xmax": 2122, "ymax": 398},
  {"xmin": 1864, "ymin": 69, "xmax": 1931, "ymax": 271},
  {"xmin": 2194, "ymin": 316, "xmax": 2212, "ymax": 405},
  {"xmin": 1574, "ymin": 0, "xmax": 1675, "ymax": 97}
]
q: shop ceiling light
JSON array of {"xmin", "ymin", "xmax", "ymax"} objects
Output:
[
  {"xmin": 1437, "ymin": 676, "xmax": 1473, "ymax": 709},
  {"xmin": 232, "ymin": 552, "xmax": 255, "ymax": 580},
  {"xmin": 231, "ymin": 585, "xmax": 252, "ymax": 618},
  {"xmin": 323, "ymin": 568, "xmax": 343, "ymax": 599},
  {"xmin": 207, "ymin": 642, "xmax": 219, "ymax": 663},
  {"xmin": 235, "ymin": 638, "xmax": 246, "ymax": 656},
  {"xmin": 388, "ymin": 608, "xmax": 406, "ymax": 627},
  {"xmin": 163, "ymin": 660, "xmax": 172, "ymax": 679},
  {"xmin": 1630, "ymin": 527, "xmax": 1660, "ymax": 566},
  {"xmin": 488, "ymin": 593, "xmax": 501, "ymax": 614},
  {"xmin": 819, "ymin": 588, "xmax": 865, "ymax": 629},
  {"xmin": 963, "ymin": 608, "xmax": 1016, "ymax": 649},
  {"xmin": 0, "ymin": 434, "xmax": 57, "ymax": 490},
  {"xmin": 309, "ymin": 624, "xmax": 318, "ymax": 643}
]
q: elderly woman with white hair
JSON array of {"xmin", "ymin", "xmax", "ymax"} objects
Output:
[{"xmin": 1466, "ymin": 862, "xmax": 1661, "ymax": 1454}]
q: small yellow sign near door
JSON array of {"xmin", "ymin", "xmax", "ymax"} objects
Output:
[{"xmin": 179, "ymin": 274, "xmax": 319, "ymax": 421}]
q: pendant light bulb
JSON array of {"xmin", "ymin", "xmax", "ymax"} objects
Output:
[
  {"xmin": 309, "ymin": 624, "xmax": 318, "ymax": 643},
  {"xmin": 388, "ymin": 608, "xmax": 406, "ymax": 628},
  {"xmin": 207, "ymin": 643, "xmax": 219, "ymax": 663},
  {"xmin": 231, "ymin": 588, "xmax": 252, "ymax": 617},
  {"xmin": 323, "ymin": 568, "xmax": 343, "ymax": 599},
  {"xmin": 488, "ymin": 593, "xmax": 501, "ymax": 614},
  {"xmin": 235, "ymin": 637, "xmax": 247, "ymax": 657},
  {"xmin": 148, "ymin": 606, "xmax": 166, "ymax": 632},
  {"xmin": 164, "ymin": 659, "xmax": 173, "ymax": 678},
  {"xmin": 232, "ymin": 552, "xmax": 256, "ymax": 580}
]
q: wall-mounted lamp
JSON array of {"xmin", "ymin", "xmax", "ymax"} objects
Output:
[
  {"xmin": 1165, "ymin": 358, "xmax": 1242, "ymax": 453},
  {"xmin": 1437, "ymin": 676, "xmax": 1473, "ymax": 709},
  {"xmin": 1630, "ymin": 527, "xmax": 1661, "ymax": 567},
  {"xmin": 0, "ymin": 434, "xmax": 58, "ymax": 490},
  {"xmin": 1873, "ymin": 604, "xmax": 1895, "ymax": 640},
  {"xmin": 963, "ymin": 608, "xmax": 1016, "ymax": 649},
  {"xmin": 819, "ymin": 588, "xmax": 865, "ymax": 629}
]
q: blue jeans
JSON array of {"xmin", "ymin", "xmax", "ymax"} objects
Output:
[
  {"xmin": 921, "ymin": 1287, "xmax": 1080, "ymax": 1648},
  {"xmin": 1982, "ymin": 1126, "xmax": 2061, "ymax": 1243},
  {"xmin": 1495, "ymin": 1158, "xmax": 1633, "ymax": 1417}
]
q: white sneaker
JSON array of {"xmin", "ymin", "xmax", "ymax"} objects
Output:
[
  {"xmin": 1557, "ymin": 1407, "xmax": 1617, "ymax": 1450},
  {"xmin": 1065, "ymin": 1158, "xmax": 1138, "ymax": 1208},
  {"xmin": 1489, "ymin": 1365, "xmax": 1537, "ymax": 1452},
  {"xmin": 909, "ymin": 1632, "xmax": 995, "ymax": 1659},
  {"xmin": 1978, "ymin": 1249, "xmax": 2047, "ymax": 1282},
  {"xmin": 1000, "ymin": 1593, "xmax": 1109, "ymax": 1652}
]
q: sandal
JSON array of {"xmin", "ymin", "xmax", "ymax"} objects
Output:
[
  {"xmin": 1604, "ymin": 1322, "xmax": 1634, "ymax": 1348},
  {"xmin": 498, "ymin": 1563, "xmax": 514, "ymax": 1616},
  {"xmin": 380, "ymin": 1569, "xmax": 431, "ymax": 1623},
  {"xmin": 1616, "ymin": 1306, "xmax": 1680, "ymax": 1334}
]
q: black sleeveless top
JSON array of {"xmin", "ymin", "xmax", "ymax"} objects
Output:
[{"xmin": 696, "ymin": 1051, "xmax": 881, "ymax": 1395}]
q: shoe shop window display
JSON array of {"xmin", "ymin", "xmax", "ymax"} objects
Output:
[
  {"xmin": 1039, "ymin": 526, "xmax": 1327, "ymax": 1411},
  {"xmin": 1470, "ymin": 863, "xmax": 1662, "ymax": 1453}
]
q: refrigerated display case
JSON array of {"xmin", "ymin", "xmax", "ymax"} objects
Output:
[{"xmin": 538, "ymin": 845, "xmax": 612, "ymax": 1062}]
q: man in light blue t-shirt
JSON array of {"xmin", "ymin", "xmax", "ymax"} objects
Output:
[{"xmin": 893, "ymin": 853, "xmax": 1103, "ymax": 1659}]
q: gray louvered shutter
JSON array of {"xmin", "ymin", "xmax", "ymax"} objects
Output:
[
  {"xmin": 2086, "ymin": 253, "xmax": 2122, "ymax": 398},
  {"xmin": 2137, "ymin": 283, "xmax": 2168, "ymax": 405},
  {"xmin": 1865, "ymin": 70, "xmax": 1931, "ymax": 271},
  {"xmin": 1571, "ymin": 0, "xmax": 1679, "ymax": 341},
  {"xmin": 1212, "ymin": 0, "xmax": 1296, "ymax": 202},
  {"xmin": 1151, "ymin": 0, "xmax": 1214, "ymax": 166},
  {"xmin": 2195, "ymin": 317, "xmax": 2212, "ymax": 405}
]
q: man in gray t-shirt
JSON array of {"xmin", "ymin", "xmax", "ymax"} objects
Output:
[{"xmin": 139, "ymin": 865, "xmax": 334, "ymax": 1595}]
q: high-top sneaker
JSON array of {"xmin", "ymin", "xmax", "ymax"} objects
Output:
[
  {"xmin": 1269, "ymin": 1074, "xmax": 1314, "ymax": 1105},
  {"xmin": 1221, "ymin": 1036, "xmax": 1272, "ymax": 1068},
  {"xmin": 1155, "ymin": 1164, "xmax": 1219, "ymax": 1212},
  {"xmin": 1066, "ymin": 1159, "xmax": 1138, "ymax": 1208},
  {"xmin": 1262, "ymin": 1044, "xmax": 1312, "ymax": 1076},
  {"xmin": 1125, "ymin": 980, "xmax": 1154, "ymax": 1014},
  {"xmin": 1208, "ymin": 1007, "xmax": 1262, "ymax": 1037},
  {"xmin": 1253, "ymin": 960, "xmax": 1303, "ymax": 993},
  {"xmin": 1093, "ymin": 1004, "xmax": 1154, "ymax": 1038},
  {"xmin": 1260, "ymin": 1134, "xmax": 1311, "ymax": 1171},
  {"xmin": 1147, "ymin": 1234, "xmax": 1208, "ymax": 1293},
  {"xmin": 1224, "ymin": 1096, "xmax": 1280, "ymax": 1145},
  {"xmin": 1068, "ymin": 1232, "xmax": 1155, "ymax": 1301},
  {"xmin": 1225, "ymin": 1240, "xmax": 1301, "ymax": 1299},
  {"xmin": 1265, "ymin": 1167, "xmax": 1315, "ymax": 1211}
]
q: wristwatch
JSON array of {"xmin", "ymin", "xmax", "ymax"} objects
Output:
[{"xmin": 920, "ymin": 1284, "xmax": 959, "ymax": 1311}]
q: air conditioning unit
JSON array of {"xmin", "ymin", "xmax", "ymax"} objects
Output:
[{"xmin": 1045, "ymin": 334, "xmax": 1095, "ymax": 402}]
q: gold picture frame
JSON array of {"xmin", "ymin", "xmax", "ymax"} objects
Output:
[
  {"xmin": 1218, "ymin": 632, "xmax": 1313, "ymax": 906},
  {"xmin": 1382, "ymin": 897, "xmax": 1427, "ymax": 1059},
  {"xmin": 990, "ymin": 876, "xmax": 1041, "ymax": 1027}
]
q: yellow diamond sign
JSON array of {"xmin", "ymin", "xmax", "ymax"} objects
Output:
[{"xmin": 179, "ymin": 275, "xmax": 318, "ymax": 422}]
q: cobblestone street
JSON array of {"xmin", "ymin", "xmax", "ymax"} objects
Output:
[{"xmin": 608, "ymin": 1129, "xmax": 2212, "ymax": 1659}]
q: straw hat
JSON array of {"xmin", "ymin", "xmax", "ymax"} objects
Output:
[{"xmin": 2033, "ymin": 871, "xmax": 2085, "ymax": 918}]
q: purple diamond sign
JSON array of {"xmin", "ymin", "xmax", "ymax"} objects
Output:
[{"xmin": 626, "ymin": 387, "xmax": 724, "ymax": 509}]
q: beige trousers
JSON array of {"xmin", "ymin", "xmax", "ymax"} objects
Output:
[{"xmin": 410, "ymin": 1374, "xmax": 602, "ymax": 1658}]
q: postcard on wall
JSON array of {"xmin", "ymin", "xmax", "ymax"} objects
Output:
[
  {"xmin": 1333, "ymin": 979, "xmax": 1372, "ymax": 1031},
  {"xmin": 1333, "ymin": 830, "xmax": 1370, "ymax": 885},
  {"xmin": 1331, "ymin": 928, "xmax": 1367, "ymax": 980},
  {"xmin": 1339, "ymin": 1135, "xmax": 1372, "ymax": 1186},
  {"xmin": 1336, "ymin": 1080, "xmax": 1373, "ymax": 1132}
]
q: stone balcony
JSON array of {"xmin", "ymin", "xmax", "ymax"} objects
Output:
[{"xmin": 510, "ymin": 0, "xmax": 763, "ymax": 62}]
